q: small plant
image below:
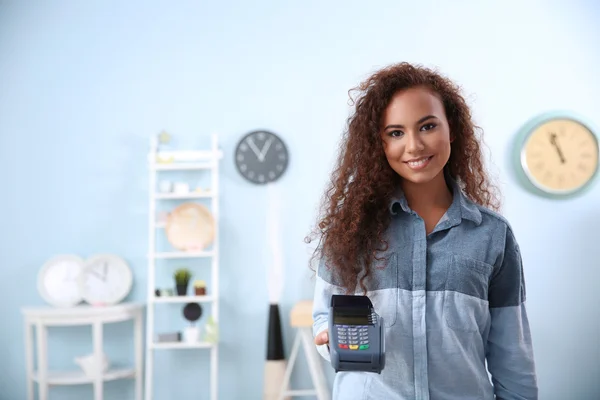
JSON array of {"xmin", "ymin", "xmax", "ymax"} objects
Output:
[
  {"xmin": 193, "ymin": 279, "xmax": 207, "ymax": 296},
  {"xmin": 204, "ymin": 315, "xmax": 218, "ymax": 344},
  {"xmin": 174, "ymin": 268, "xmax": 192, "ymax": 285},
  {"xmin": 174, "ymin": 268, "xmax": 192, "ymax": 296}
]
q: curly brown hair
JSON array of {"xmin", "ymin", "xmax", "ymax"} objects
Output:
[{"xmin": 307, "ymin": 62, "xmax": 500, "ymax": 294}]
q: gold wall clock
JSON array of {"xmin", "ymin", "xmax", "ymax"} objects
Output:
[{"xmin": 514, "ymin": 111, "xmax": 599, "ymax": 198}]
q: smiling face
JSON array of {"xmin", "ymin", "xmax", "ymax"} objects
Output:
[{"xmin": 380, "ymin": 86, "xmax": 452, "ymax": 187}]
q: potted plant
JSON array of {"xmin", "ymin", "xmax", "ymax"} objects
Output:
[
  {"xmin": 203, "ymin": 315, "xmax": 218, "ymax": 344},
  {"xmin": 193, "ymin": 280, "xmax": 207, "ymax": 296},
  {"xmin": 174, "ymin": 268, "xmax": 192, "ymax": 296}
]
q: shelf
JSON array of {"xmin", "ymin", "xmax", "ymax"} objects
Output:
[
  {"xmin": 146, "ymin": 134, "xmax": 221, "ymax": 400},
  {"xmin": 32, "ymin": 367, "xmax": 135, "ymax": 385},
  {"xmin": 21, "ymin": 303, "xmax": 145, "ymax": 325},
  {"xmin": 149, "ymin": 149, "xmax": 223, "ymax": 165},
  {"xmin": 151, "ymin": 341, "xmax": 215, "ymax": 350},
  {"xmin": 151, "ymin": 162, "xmax": 214, "ymax": 171},
  {"xmin": 152, "ymin": 251, "xmax": 214, "ymax": 259},
  {"xmin": 153, "ymin": 295, "xmax": 213, "ymax": 304},
  {"xmin": 154, "ymin": 191, "xmax": 215, "ymax": 200}
]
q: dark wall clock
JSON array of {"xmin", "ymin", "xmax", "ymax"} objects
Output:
[{"xmin": 234, "ymin": 130, "xmax": 289, "ymax": 184}]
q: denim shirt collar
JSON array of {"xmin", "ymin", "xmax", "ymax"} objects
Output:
[{"xmin": 389, "ymin": 175, "xmax": 482, "ymax": 227}]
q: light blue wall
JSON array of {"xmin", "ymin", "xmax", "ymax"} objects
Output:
[{"xmin": 1, "ymin": 0, "xmax": 599, "ymax": 399}]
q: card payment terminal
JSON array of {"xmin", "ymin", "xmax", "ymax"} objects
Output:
[{"xmin": 328, "ymin": 294, "xmax": 385, "ymax": 374}]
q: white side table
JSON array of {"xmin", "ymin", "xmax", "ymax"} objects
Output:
[{"xmin": 21, "ymin": 302, "xmax": 145, "ymax": 400}]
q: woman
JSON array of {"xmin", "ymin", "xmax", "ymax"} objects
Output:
[{"xmin": 308, "ymin": 62, "xmax": 538, "ymax": 399}]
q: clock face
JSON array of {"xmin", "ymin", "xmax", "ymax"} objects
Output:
[
  {"xmin": 38, "ymin": 255, "xmax": 84, "ymax": 307},
  {"xmin": 521, "ymin": 118, "xmax": 599, "ymax": 195},
  {"xmin": 235, "ymin": 130, "xmax": 289, "ymax": 184},
  {"xmin": 80, "ymin": 254, "xmax": 133, "ymax": 306}
]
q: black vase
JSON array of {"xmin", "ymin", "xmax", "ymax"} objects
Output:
[
  {"xmin": 176, "ymin": 283, "xmax": 188, "ymax": 296},
  {"xmin": 266, "ymin": 303, "xmax": 284, "ymax": 360}
]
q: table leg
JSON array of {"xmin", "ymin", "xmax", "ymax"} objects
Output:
[
  {"xmin": 36, "ymin": 322, "xmax": 48, "ymax": 400},
  {"xmin": 24, "ymin": 320, "xmax": 33, "ymax": 400},
  {"xmin": 301, "ymin": 328, "xmax": 331, "ymax": 400},
  {"xmin": 93, "ymin": 321, "xmax": 103, "ymax": 400},
  {"xmin": 135, "ymin": 313, "xmax": 143, "ymax": 400}
]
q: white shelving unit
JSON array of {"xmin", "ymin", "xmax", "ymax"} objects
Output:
[
  {"xmin": 21, "ymin": 303, "xmax": 144, "ymax": 400},
  {"xmin": 144, "ymin": 134, "xmax": 222, "ymax": 400}
]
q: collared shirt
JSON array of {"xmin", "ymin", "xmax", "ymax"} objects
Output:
[{"xmin": 312, "ymin": 179, "xmax": 538, "ymax": 399}]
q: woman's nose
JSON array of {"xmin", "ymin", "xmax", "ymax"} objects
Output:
[{"xmin": 406, "ymin": 132, "xmax": 425, "ymax": 154}]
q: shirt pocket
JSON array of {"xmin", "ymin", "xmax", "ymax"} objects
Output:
[
  {"xmin": 444, "ymin": 254, "xmax": 493, "ymax": 333},
  {"xmin": 361, "ymin": 253, "xmax": 398, "ymax": 328}
]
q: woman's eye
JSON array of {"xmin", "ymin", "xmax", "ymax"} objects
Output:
[
  {"xmin": 421, "ymin": 123, "xmax": 436, "ymax": 131},
  {"xmin": 389, "ymin": 130, "xmax": 403, "ymax": 138}
]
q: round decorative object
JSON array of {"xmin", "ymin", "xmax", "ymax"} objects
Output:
[
  {"xmin": 166, "ymin": 203, "xmax": 215, "ymax": 251},
  {"xmin": 234, "ymin": 130, "xmax": 289, "ymax": 184},
  {"xmin": 37, "ymin": 255, "xmax": 85, "ymax": 307},
  {"xmin": 79, "ymin": 254, "xmax": 133, "ymax": 306},
  {"xmin": 183, "ymin": 302, "xmax": 203, "ymax": 322},
  {"xmin": 514, "ymin": 111, "xmax": 599, "ymax": 198}
]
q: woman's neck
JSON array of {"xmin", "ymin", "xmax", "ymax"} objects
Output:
[{"xmin": 401, "ymin": 172, "xmax": 453, "ymax": 215}]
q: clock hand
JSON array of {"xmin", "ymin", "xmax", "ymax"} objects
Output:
[
  {"xmin": 88, "ymin": 263, "xmax": 107, "ymax": 282},
  {"xmin": 549, "ymin": 133, "xmax": 566, "ymax": 164},
  {"xmin": 259, "ymin": 137, "xmax": 273, "ymax": 162},
  {"xmin": 90, "ymin": 269, "xmax": 104, "ymax": 281},
  {"xmin": 246, "ymin": 138, "xmax": 263, "ymax": 160}
]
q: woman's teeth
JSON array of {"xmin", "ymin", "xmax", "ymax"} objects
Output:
[{"xmin": 406, "ymin": 156, "xmax": 432, "ymax": 169}]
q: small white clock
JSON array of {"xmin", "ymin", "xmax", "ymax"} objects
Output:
[
  {"xmin": 37, "ymin": 254, "xmax": 85, "ymax": 307},
  {"xmin": 79, "ymin": 254, "xmax": 133, "ymax": 306}
]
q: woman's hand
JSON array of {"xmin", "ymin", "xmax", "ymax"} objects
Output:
[{"xmin": 314, "ymin": 329, "xmax": 329, "ymax": 346}]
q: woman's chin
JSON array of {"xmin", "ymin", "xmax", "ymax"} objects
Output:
[{"xmin": 397, "ymin": 166, "xmax": 445, "ymax": 186}]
